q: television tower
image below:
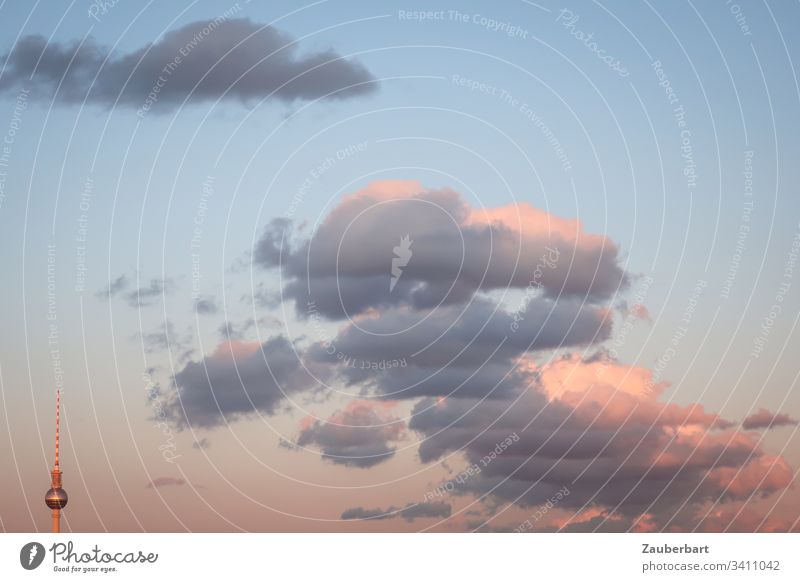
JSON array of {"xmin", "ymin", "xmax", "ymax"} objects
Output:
[{"xmin": 44, "ymin": 389, "xmax": 68, "ymax": 533}]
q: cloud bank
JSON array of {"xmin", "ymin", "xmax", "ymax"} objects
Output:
[{"xmin": 162, "ymin": 180, "xmax": 794, "ymax": 531}]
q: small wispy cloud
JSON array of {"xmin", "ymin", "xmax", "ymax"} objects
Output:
[
  {"xmin": 97, "ymin": 275, "xmax": 175, "ymax": 308},
  {"xmin": 742, "ymin": 408, "xmax": 799, "ymax": 430},
  {"xmin": 146, "ymin": 477, "xmax": 186, "ymax": 489},
  {"xmin": 340, "ymin": 502, "xmax": 451, "ymax": 522}
]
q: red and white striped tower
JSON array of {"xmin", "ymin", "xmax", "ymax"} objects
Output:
[{"xmin": 45, "ymin": 389, "xmax": 68, "ymax": 532}]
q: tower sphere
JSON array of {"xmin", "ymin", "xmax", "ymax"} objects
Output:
[{"xmin": 45, "ymin": 487, "xmax": 68, "ymax": 509}]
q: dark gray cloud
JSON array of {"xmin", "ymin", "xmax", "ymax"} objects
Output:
[
  {"xmin": 0, "ymin": 18, "xmax": 377, "ymax": 111},
  {"xmin": 341, "ymin": 502, "xmax": 451, "ymax": 522},
  {"xmin": 218, "ymin": 321, "xmax": 241, "ymax": 341},
  {"xmin": 165, "ymin": 335, "xmax": 322, "ymax": 428},
  {"xmin": 295, "ymin": 401, "xmax": 405, "ymax": 468},
  {"xmin": 742, "ymin": 408, "xmax": 798, "ymax": 430},
  {"xmin": 192, "ymin": 438, "xmax": 210, "ymax": 450},
  {"xmin": 255, "ymin": 181, "xmax": 627, "ymax": 319},
  {"xmin": 127, "ymin": 278, "xmax": 174, "ymax": 307},
  {"xmin": 307, "ymin": 297, "xmax": 611, "ymax": 399}
]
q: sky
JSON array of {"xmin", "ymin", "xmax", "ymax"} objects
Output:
[{"xmin": 1, "ymin": 0, "xmax": 799, "ymax": 533}]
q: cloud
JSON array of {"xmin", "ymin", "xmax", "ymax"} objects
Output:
[
  {"xmin": 96, "ymin": 274, "xmax": 129, "ymax": 299},
  {"xmin": 341, "ymin": 502, "xmax": 451, "ymax": 522},
  {"xmin": 165, "ymin": 336, "xmax": 322, "ymax": 428},
  {"xmin": 169, "ymin": 178, "xmax": 793, "ymax": 531},
  {"xmin": 136, "ymin": 320, "xmax": 190, "ymax": 354},
  {"xmin": 0, "ymin": 18, "xmax": 377, "ymax": 110},
  {"xmin": 218, "ymin": 316, "xmax": 279, "ymax": 341},
  {"xmin": 239, "ymin": 282, "xmax": 282, "ymax": 309},
  {"xmin": 218, "ymin": 321, "xmax": 242, "ymax": 341},
  {"xmin": 126, "ymin": 278, "xmax": 175, "ymax": 307},
  {"xmin": 340, "ymin": 506, "xmax": 396, "ymax": 520},
  {"xmin": 192, "ymin": 438, "xmax": 210, "ymax": 450},
  {"xmin": 146, "ymin": 477, "xmax": 186, "ymax": 488},
  {"xmin": 398, "ymin": 501, "xmax": 452, "ymax": 521},
  {"xmin": 295, "ymin": 400, "xmax": 405, "ymax": 468},
  {"xmin": 692, "ymin": 506, "xmax": 800, "ymax": 533},
  {"xmin": 255, "ymin": 180, "xmax": 628, "ymax": 319},
  {"xmin": 628, "ymin": 302, "xmax": 651, "ymax": 323},
  {"xmin": 139, "ymin": 322, "xmax": 172, "ymax": 353},
  {"xmin": 742, "ymin": 408, "xmax": 798, "ymax": 430},
  {"xmin": 307, "ymin": 297, "xmax": 612, "ymax": 399},
  {"xmin": 248, "ymin": 179, "xmax": 793, "ymax": 529}
]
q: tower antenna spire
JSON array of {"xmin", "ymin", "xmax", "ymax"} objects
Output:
[
  {"xmin": 55, "ymin": 389, "xmax": 60, "ymax": 469},
  {"xmin": 45, "ymin": 388, "xmax": 68, "ymax": 532}
]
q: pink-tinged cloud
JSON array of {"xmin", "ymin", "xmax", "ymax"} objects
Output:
[
  {"xmin": 296, "ymin": 400, "xmax": 406, "ymax": 468},
  {"xmin": 629, "ymin": 303, "xmax": 651, "ymax": 322},
  {"xmin": 239, "ymin": 180, "xmax": 793, "ymax": 531},
  {"xmin": 410, "ymin": 355, "xmax": 793, "ymax": 530},
  {"xmin": 254, "ymin": 180, "xmax": 628, "ymax": 319},
  {"xmin": 536, "ymin": 354, "xmax": 732, "ymax": 431},
  {"xmin": 742, "ymin": 408, "xmax": 799, "ymax": 430}
]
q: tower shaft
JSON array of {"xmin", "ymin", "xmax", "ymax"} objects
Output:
[{"xmin": 50, "ymin": 467, "xmax": 62, "ymax": 533}]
